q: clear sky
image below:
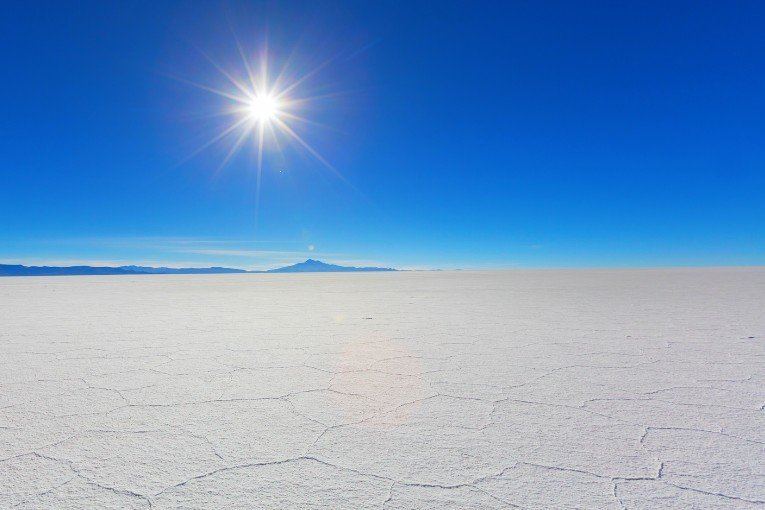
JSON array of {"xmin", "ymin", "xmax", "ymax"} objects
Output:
[{"xmin": 1, "ymin": 0, "xmax": 764, "ymax": 270}]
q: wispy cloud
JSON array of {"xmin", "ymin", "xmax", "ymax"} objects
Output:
[
  {"xmin": 48, "ymin": 236, "xmax": 285, "ymax": 248},
  {"xmin": 180, "ymin": 248, "xmax": 328, "ymax": 258},
  {"xmin": 329, "ymin": 258, "xmax": 393, "ymax": 268}
]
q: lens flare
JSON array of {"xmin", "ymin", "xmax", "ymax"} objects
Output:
[
  {"xmin": 176, "ymin": 41, "xmax": 348, "ymax": 216},
  {"xmin": 244, "ymin": 93, "xmax": 281, "ymax": 123}
]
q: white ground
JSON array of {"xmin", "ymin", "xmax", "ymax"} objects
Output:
[{"xmin": 0, "ymin": 269, "xmax": 763, "ymax": 509}]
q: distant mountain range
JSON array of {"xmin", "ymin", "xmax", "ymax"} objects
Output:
[
  {"xmin": 0, "ymin": 259, "xmax": 396, "ymax": 277},
  {"xmin": 267, "ymin": 259, "xmax": 394, "ymax": 273}
]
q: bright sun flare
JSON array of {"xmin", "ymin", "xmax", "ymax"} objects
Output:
[
  {"xmin": 180, "ymin": 44, "xmax": 347, "ymax": 217},
  {"xmin": 246, "ymin": 93, "xmax": 281, "ymax": 123}
]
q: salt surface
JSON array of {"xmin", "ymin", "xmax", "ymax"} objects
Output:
[{"xmin": 1, "ymin": 269, "xmax": 763, "ymax": 508}]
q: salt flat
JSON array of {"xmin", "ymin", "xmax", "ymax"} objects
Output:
[{"xmin": 0, "ymin": 269, "xmax": 763, "ymax": 509}]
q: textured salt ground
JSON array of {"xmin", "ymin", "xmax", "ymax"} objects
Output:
[{"xmin": 0, "ymin": 268, "xmax": 763, "ymax": 509}]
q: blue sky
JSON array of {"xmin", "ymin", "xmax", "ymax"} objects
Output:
[{"xmin": 1, "ymin": 0, "xmax": 764, "ymax": 269}]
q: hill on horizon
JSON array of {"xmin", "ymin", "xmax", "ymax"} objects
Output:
[{"xmin": 266, "ymin": 259, "xmax": 395, "ymax": 273}]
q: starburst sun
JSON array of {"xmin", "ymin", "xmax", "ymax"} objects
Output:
[
  {"xmin": 244, "ymin": 93, "xmax": 282, "ymax": 123},
  {"xmin": 178, "ymin": 44, "xmax": 343, "ymax": 192}
]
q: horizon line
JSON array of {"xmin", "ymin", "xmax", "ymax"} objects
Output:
[{"xmin": 2, "ymin": 259, "xmax": 765, "ymax": 273}]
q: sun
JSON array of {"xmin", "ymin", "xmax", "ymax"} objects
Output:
[
  {"xmin": 177, "ymin": 43, "xmax": 349, "ymax": 217},
  {"xmin": 182, "ymin": 49, "xmax": 342, "ymax": 180},
  {"xmin": 245, "ymin": 93, "xmax": 281, "ymax": 123}
]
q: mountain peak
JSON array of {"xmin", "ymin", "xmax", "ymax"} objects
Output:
[{"xmin": 267, "ymin": 259, "xmax": 394, "ymax": 273}]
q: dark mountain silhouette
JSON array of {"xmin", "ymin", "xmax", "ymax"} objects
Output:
[
  {"xmin": 266, "ymin": 259, "xmax": 394, "ymax": 273},
  {"xmin": 0, "ymin": 259, "xmax": 396, "ymax": 276},
  {"xmin": 0, "ymin": 264, "xmax": 140, "ymax": 276}
]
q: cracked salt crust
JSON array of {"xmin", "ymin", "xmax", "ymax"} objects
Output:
[{"xmin": 1, "ymin": 268, "xmax": 764, "ymax": 508}]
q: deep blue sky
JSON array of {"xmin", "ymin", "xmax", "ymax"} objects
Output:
[{"xmin": 2, "ymin": 1, "xmax": 764, "ymax": 269}]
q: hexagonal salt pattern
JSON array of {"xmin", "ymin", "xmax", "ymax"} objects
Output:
[{"xmin": 1, "ymin": 269, "xmax": 763, "ymax": 508}]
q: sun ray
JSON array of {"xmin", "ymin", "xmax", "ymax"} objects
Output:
[
  {"xmin": 178, "ymin": 115, "xmax": 252, "ymax": 167},
  {"xmin": 274, "ymin": 57, "xmax": 335, "ymax": 100},
  {"xmin": 232, "ymin": 29, "xmax": 259, "ymax": 94},
  {"xmin": 181, "ymin": 42, "xmax": 351, "ymax": 205},
  {"xmin": 272, "ymin": 117, "xmax": 348, "ymax": 184},
  {"xmin": 163, "ymin": 73, "xmax": 248, "ymax": 104},
  {"xmin": 254, "ymin": 118, "xmax": 266, "ymax": 221},
  {"xmin": 197, "ymin": 48, "xmax": 254, "ymax": 99},
  {"xmin": 278, "ymin": 111, "xmax": 343, "ymax": 133},
  {"xmin": 215, "ymin": 121, "xmax": 255, "ymax": 174}
]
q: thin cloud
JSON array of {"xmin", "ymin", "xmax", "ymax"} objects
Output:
[
  {"xmin": 180, "ymin": 248, "xmax": 322, "ymax": 257},
  {"xmin": 26, "ymin": 236, "xmax": 290, "ymax": 249}
]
